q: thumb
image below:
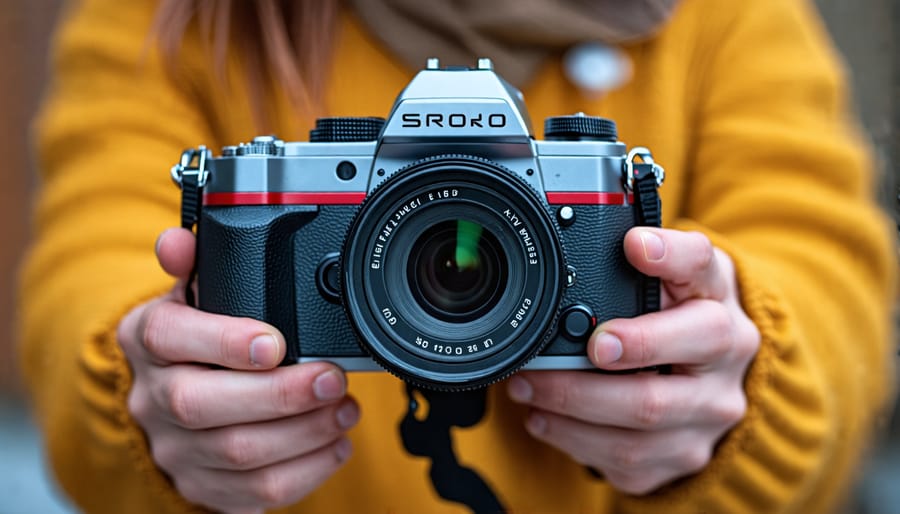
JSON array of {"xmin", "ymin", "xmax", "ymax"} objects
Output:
[{"xmin": 155, "ymin": 227, "xmax": 196, "ymax": 279}]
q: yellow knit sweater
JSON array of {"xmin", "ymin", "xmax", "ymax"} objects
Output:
[{"xmin": 20, "ymin": 0, "xmax": 896, "ymax": 513}]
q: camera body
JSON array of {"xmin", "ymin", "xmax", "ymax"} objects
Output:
[{"xmin": 179, "ymin": 58, "xmax": 663, "ymax": 390}]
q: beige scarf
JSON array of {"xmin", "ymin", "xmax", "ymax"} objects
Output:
[{"xmin": 349, "ymin": 0, "xmax": 677, "ymax": 87}]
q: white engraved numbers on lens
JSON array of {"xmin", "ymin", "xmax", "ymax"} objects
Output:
[
  {"xmin": 502, "ymin": 208, "xmax": 539, "ymax": 265},
  {"xmin": 370, "ymin": 189, "xmax": 459, "ymax": 270},
  {"xmin": 381, "ymin": 308, "xmax": 398, "ymax": 325}
]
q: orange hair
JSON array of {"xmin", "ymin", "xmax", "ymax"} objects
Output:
[{"xmin": 152, "ymin": 0, "xmax": 339, "ymax": 128}]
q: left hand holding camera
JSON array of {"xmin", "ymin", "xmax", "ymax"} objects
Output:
[{"xmin": 507, "ymin": 227, "xmax": 760, "ymax": 495}]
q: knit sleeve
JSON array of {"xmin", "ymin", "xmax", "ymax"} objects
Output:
[
  {"xmin": 620, "ymin": 0, "xmax": 896, "ymax": 512},
  {"xmin": 18, "ymin": 0, "xmax": 215, "ymax": 512}
]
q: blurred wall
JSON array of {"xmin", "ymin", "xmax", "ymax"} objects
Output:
[
  {"xmin": 814, "ymin": 0, "xmax": 899, "ymax": 441},
  {"xmin": 0, "ymin": 2, "xmax": 896, "ymax": 399},
  {"xmin": 0, "ymin": 1, "xmax": 61, "ymax": 396},
  {"xmin": 814, "ymin": 0, "xmax": 897, "ymax": 219}
]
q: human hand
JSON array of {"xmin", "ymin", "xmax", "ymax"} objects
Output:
[
  {"xmin": 117, "ymin": 228, "xmax": 358, "ymax": 514},
  {"xmin": 507, "ymin": 227, "xmax": 760, "ymax": 494}
]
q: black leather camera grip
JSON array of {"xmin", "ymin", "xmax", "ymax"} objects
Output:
[{"xmin": 197, "ymin": 205, "xmax": 319, "ymax": 363}]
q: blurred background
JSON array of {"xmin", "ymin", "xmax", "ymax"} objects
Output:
[{"xmin": 0, "ymin": 1, "xmax": 897, "ymax": 513}]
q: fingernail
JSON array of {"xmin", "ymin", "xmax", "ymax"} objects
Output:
[
  {"xmin": 336, "ymin": 402, "xmax": 360, "ymax": 429},
  {"xmin": 249, "ymin": 334, "xmax": 279, "ymax": 367},
  {"xmin": 591, "ymin": 331, "xmax": 623, "ymax": 365},
  {"xmin": 508, "ymin": 376, "xmax": 533, "ymax": 403},
  {"xmin": 335, "ymin": 438, "xmax": 353, "ymax": 462},
  {"xmin": 313, "ymin": 370, "xmax": 346, "ymax": 401},
  {"xmin": 527, "ymin": 413, "xmax": 547, "ymax": 436},
  {"xmin": 640, "ymin": 230, "xmax": 666, "ymax": 262}
]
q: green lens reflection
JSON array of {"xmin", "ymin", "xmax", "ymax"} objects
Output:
[
  {"xmin": 408, "ymin": 218, "xmax": 507, "ymax": 322},
  {"xmin": 455, "ymin": 219, "xmax": 483, "ymax": 270}
]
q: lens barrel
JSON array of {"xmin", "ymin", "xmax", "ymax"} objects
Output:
[{"xmin": 341, "ymin": 155, "xmax": 565, "ymax": 390}]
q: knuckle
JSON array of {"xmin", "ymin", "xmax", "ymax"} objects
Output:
[
  {"xmin": 127, "ymin": 385, "xmax": 151, "ymax": 423},
  {"xmin": 634, "ymin": 381, "xmax": 667, "ymax": 428},
  {"xmin": 150, "ymin": 439, "xmax": 179, "ymax": 472},
  {"xmin": 713, "ymin": 392, "xmax": 748, "ymax": 427},
  {"xmin": 116, "ymin": 307, "xmax": 142, "ymax": 354},
  {"xmin": 165, "ymin": 375, "xmax": 203, "ymax": 428},
  {"xmin": 707, "ymin": 302, "xmax": 733, "ymax": 342},
  {"xmin": 690, "ymin": 232, "xmax": 716, "ymax": 273},
  {"xmin": 630, "ymin": 323, "xmax": 657, "ymax": 366},
  {"xmin": 270, "ymin": 372, "xmax": 309, "ymax": 416},
  {"xmin": 734, "ymin": 317, "xmax": 762, "ymax": 362},
  {"xmin": 251, "ymin": 468, "xmax": 290, "ymax": 507},
  {"xmin": 215, "ymin": 324, "xmax": 243, "ymax": 365},
  {"xmin": 679, "ymin": 446, "xmax": 713, "ymax": 474},
  {"xmin": 219, "ymin": 429, "xmax": 260, "ymax": 469},
  {"xmin": 141, "ymin": 303, "xmax": 174, "ymax": 357},
  {"xmin": 701, "ymin": 302, "xmax": 735, "ymax": 361}
]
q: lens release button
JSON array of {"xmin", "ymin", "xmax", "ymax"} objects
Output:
[
  {"xmin": 560, "ymin": 305, "xmax": 595, "ymax": 342},
  {"xmin": 316, "ymin": 253, "xmax": 342, "ymax": 304}
]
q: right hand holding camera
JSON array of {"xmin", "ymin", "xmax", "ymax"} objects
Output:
[{"xmin": 117, "ymin": 228, "xmax": 359, "ymax": 514}]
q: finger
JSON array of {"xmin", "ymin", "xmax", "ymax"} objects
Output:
[
  {"xmin": 154, "ymin": 398, "xmax": 360, "ymax": 471},
  {"xmin": 623, "ymin": 228, "xmax": 728, "ymax": 302},
  {"xmin": 156, "ymin": 227, "xmax": 197, "ymax": 279},
  {"xmin": 509, "ymin": 370, "xmax": 746, "ymax": 431},
  {"xmin": 137, "ymin": 300, "xmax": 285, "ymax": 368},
  {"xmin": 174, "ymin": 437, "xmax": 352, "ymax": 512},
  {"xmin": 146, "ymin": 362, "xmax": 348, "ymax": 429},
  {"xmin": 588, "ymin": 298, "xmax": 738, "ymax": 369},
  {"xmin": 524, "ymin": 411, "xmax": 712, "ymax": 494}
]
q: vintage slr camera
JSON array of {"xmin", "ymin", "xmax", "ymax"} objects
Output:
[{"xmin": 172, "ymin": 58, "xmax": 664, "ymax": 391}]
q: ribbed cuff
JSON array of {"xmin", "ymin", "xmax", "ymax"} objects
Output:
[
  {"xmin": 100, "ymin": 288, "xmax": 213, "ymax": 514},
  {"xmin": 618, "ymin": 221, "xmax": 830, "ymax": 513}
]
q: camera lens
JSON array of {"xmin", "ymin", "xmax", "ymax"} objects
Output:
[
  {"xmin": 408, "ymin": 219, "xmax": 507, "ymax": 323},
  {"xmin": 342, "ymin": 155, "xmax": 565, "ymax": 390}
]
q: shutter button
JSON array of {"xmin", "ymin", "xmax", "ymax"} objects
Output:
[{"xmin": 560, "ymin": 305, "xmax": 596, "ymax": 342}]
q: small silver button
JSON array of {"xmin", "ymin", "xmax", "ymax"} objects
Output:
[{"xmin": 557, "ymin": 206, "xmax": 576, "ymax": 226}]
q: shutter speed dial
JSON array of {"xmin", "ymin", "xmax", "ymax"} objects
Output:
[
  {"xmin": 544, "ymin": 114, "xmax": 617, "ymax": 142},
  {"xmin": 310, "ymin": 117, "xmax": 386, "ymax": 142}
]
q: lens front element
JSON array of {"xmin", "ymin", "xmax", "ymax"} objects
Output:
[{"xmin": 409, "ymin": 220, "xmax": 507, "ymax": 323}]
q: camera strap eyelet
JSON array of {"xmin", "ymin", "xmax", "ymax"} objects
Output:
[{"xmin": 624, "ymin": 147, "xmax": 664, "ymax": 192}]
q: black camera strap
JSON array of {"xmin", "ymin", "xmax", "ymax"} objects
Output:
[
  {"xmin": 632, "ymin": 164, "xmax": 662, "ymax": 314},
  {"xmin": 400, "ymin": 385, "xmax": 506, "ymax": 514},
  {"xmin": 171, "ymin": 147, "xmax": 210, "ymax": 308},
  {"xmin": 625, "ymin": 147, "xmax": 664, "ymax": 315}
]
